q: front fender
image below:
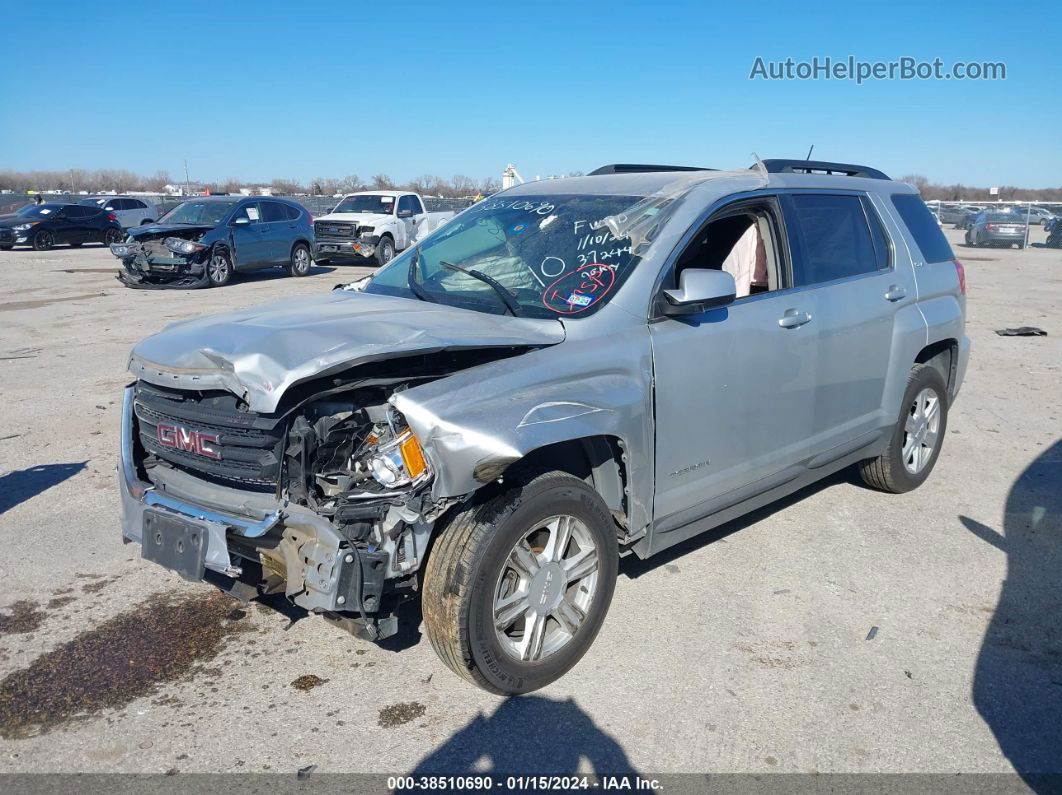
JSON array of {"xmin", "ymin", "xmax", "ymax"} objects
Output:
[{"xmin": 391, "ymin": 327, "xmax": 655, "ymax": 535}]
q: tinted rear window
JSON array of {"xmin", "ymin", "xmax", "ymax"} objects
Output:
[
  {"xmin": 891, "ymin": 194, "xmax": 955, "ymax": 263},
  {"xmin": 782, "ymin": 194, "xmax": 884, "ymax": 286}
]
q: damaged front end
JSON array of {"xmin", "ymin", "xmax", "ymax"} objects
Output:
[
  {"xmin": 119, "ymin": 350, "xmax": 516, "ymax": 640},
  {"xmin": 112, "ymin": 227, "xmax": 216, "ymax": 289}
]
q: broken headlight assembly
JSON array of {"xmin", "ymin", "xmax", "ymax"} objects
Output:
[
  {"xmin": 305, "ymin": 401, "xmax": 432, "ymax": 503},
  {"xmin": 110, "ymin": 241, "xmax": 137, "ymax": 257},
  {"xmin": 164, "ymin": 237, "xmax": 207, "ymax": 256},
  {"xmin": 365, "ymin": 428, "xmax": 429, "ymax": 487}
]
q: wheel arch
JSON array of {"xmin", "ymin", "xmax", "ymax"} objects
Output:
[
  {"xmin": 498, "ymin": 436, "xmax": 630, "ymax": 536},
  {"xmin": 916, "ymin": 338, "xmax": 958, "ymax": 399},
  {"xmin": 289, "ymin": 238, "xmax": 312, "ymax": 256}
]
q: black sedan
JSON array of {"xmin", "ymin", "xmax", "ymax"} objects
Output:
[{"xmin": 0, "ymin": 203, "xmax": 124, "ymax": 251}]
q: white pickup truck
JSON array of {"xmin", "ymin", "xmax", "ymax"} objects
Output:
[{"xmin": 313, "ymin": 191, "xmax": 457, "ymax": 266}]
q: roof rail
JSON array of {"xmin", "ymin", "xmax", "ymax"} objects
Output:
[
  {"xmin": 761, "ymin": 159, "xmax": 890, "ymax": 180},
  {"xmin": 588, "ymin": 163, "xmax": 715, "ymax": 175}
]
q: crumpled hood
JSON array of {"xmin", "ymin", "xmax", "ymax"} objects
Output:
[
  {"xmin": 129, "ymin": 291, "xmax": 565, "ymax": 413},
  {"xmin": 128, "ymin": 223, "xmax": 216, "ymax": 240}
]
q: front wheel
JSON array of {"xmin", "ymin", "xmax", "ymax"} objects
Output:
[
  {"xmin": 374, "ymin": 237, "xmax": 395, "ymax": 267},
  {"xmin": 286, "ymin": 242, "xmax": 312, "ymax": 277},
  {"xmin": 422, "ymin": 470, "xmax": 618, "ymax": 694},
  {"xmin": 859, "ymin": 364, "xmax": 948, "ymax": 493},
  {"xmin": 207, "ymin": 250, "xmax": 233, "ymax": 287},
  {"xmin": 32, "ymin": 229, "xmax": 54, "ymax": 251}
]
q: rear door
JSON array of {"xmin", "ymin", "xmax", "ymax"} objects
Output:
[
  {"xmin": 123, "ymin": 198, "xmax": 150, "ymax": 226},
  {"xmin": 105, "ymin": 198, "xmax": 132, "ymax": 228},
  {"xmin": 779, "ymin": 191, "xmax": 913, "ymax": 455},
  {"xmin": 260, "ymin": 200, "xmax": 293, "ymax": 263}
]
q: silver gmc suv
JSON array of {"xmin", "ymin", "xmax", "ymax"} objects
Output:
[{"xmin": 119, "ymin": 159, "xmax": 969, "ymax": 693}]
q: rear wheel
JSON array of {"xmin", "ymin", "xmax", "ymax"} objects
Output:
[
  {"xmin": 859, "ymin": 364, "xmax": 948, "ymax": 493},
  {"xmin": 207, "ymin": 250, "xmax": 233, "ymax": 287},
  {"xmin": 422, "ymin": 470, "xmax": 618, "ymax": 694},
  {"xmin": 32, "ymin": 229, "xmax": 54, "ymax": 251},
  {"xmin": 374, "ymin": 236, "xmax": 395, "ymax": 267},
  {"xmin": 104, "ymin": 228, "xmax": 124, "ymax": 246},
  {"xmin": 286, "ymin": 242, "xmax": 312, "ymax": 277}
]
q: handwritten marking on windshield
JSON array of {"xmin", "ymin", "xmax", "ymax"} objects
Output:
[{"xmin": 542, "ymin": 263, "xmax": 616, "ymax": 314}]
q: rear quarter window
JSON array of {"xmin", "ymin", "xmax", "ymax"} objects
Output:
[{"xmin": 891, "ymin": 194, "xmax": 955, "ymax": 263}]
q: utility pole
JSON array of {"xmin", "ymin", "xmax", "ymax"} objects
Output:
[{"xmin": 184, "ymin": 160, "xmax": 190, "ymax": 196}]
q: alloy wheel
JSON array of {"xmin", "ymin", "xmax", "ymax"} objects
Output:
[
  {"xmin": 493, "ymin": 514, "xmax": 599, "ymax": 662},
  {"xmin": 293, "ymin": 245, "xmax": 310, "ymax": 274},
  {"xmin": 902, "ymin": 387, "xmax": 941, "ymax": 474},
  {"xmin": 209, "ymin": 254, "xmax": 231, "ymax": 283}
]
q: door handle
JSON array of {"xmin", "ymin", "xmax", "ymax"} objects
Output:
[
  {"xmin": 778, "ymin": 308, "xmax": 812, "ymax": 329},
  {"xmin": 884, "ymin": 285, "xmax": 907, "ymax": 301}
]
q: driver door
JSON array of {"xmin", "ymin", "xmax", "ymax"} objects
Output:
[
  {"xmin": 396, "ymin": 195, "xmax": 419, "ymax": 249},
  {"xmin": 650, "ymin": 197, "xmax": 820, "ymax": 538},
  {"xmin": 228, "ymin": 202, "xmax": 269, "ymax": 268}
]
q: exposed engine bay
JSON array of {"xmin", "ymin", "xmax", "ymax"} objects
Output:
[
  {"xmin": 129, "ymin": 349, "xmax": 522, "ymax": 639},
  {"xmin": 111, "ymin": 226, "xmax": 215, "ymax": 289}
]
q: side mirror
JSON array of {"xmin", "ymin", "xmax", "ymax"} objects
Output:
[
  {"xmin": 396, "ymin": 209, "xmax": 413, "ymax": 219},
  {"xmin": 661, "ymin": 268, "xmax": 736, "ymax": 316},
  {"xmin": 232, "ymin": 216, "xmax": 251, "ymax": 225}
]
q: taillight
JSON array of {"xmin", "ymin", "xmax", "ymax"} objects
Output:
[
  {"xmin": 107, "ymin": 212, "xmax": 118, "ymax": 222},
  {"xmin": 309, "ymin": 215, "xmax": 314, "ymax": 226},
  {"xmin": 953, "ymin": 259, "xmax": 966, "ymax": 295},
  {"xmin": 986, "ymin": 223, "xmax": 996, "ymax": 231}
]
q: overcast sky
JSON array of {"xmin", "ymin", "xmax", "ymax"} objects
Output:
[{"xmin": 1, "ymin": 0, "xmax": 1057, "ymax": 188}]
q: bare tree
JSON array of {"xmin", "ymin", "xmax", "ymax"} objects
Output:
[
  {"xmin": 271, "ymin": 178, "xmax": 305, "ymax": 195},
  {"xmin": 371, "ymin": 173, "xmax": 395, "ymax": 190}
]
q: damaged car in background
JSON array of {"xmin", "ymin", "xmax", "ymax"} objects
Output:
[
  {"xmin": 110, "ymin": 196, "xmax": 315, "ymax": 288},
  {"xmin": 120, "ymin": 160, "xmax": 969, "ymax": 693}
]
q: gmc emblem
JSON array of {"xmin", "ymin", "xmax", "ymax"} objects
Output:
[{"xmin": 156, "ymin": 423, "xmax": 221, "ymax": 460}]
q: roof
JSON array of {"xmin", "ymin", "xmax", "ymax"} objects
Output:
[{"xmin": 505, "ymin": 162, "xmax": 913, "ymax": 199}]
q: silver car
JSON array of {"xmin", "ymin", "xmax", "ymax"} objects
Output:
[
  {"xmin": 78, "ymin": 195, "xmax": 159, "ymax": 229},
  {"xmin": 966, "ymin": 212, "xmax": 1029, "ymax": 247},
  {"xmin": 118, "ymin": 159, "xmax": 969, "ymax": 693}
]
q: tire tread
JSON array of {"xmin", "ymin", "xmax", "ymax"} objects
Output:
[{"xmin": 422, "ymin": 471, "xmax": 604, "ymax": 694}]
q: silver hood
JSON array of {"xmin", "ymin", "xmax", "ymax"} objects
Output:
[{"xmin": 128, "ymin": 291, "xmax": 565, "ymax": 413}]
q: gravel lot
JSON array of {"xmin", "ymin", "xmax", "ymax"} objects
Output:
[{"xmin": 0, "ymin": 230, "xmax": 1058, "ymax": 779}]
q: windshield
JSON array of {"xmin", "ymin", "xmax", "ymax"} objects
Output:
[
  {"xmin": 16, "ymin": 204, "xmax": 64, "ymax": 218},
  {"xmin": 332, "ymin": 195, "xmax": 396, "ymax": 215},
  {"xmin": 158, "ymin": 200, "xmax": 237, "ymax": 226},
  {"xmin": 364, "ymin": 193, "xmax": 645, "ymax": 318}
]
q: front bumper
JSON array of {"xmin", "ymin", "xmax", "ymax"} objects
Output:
[
  {"xmin": 118, "ymin": 387, "xmax": 386, "ymax": 621},
  {"xmin": 315, "ymin": 235, "xmax": 381, "ymax": 260},
  {"xmin": 111, "ymin": 242, "xmax": 211, "ymax": 289}
]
